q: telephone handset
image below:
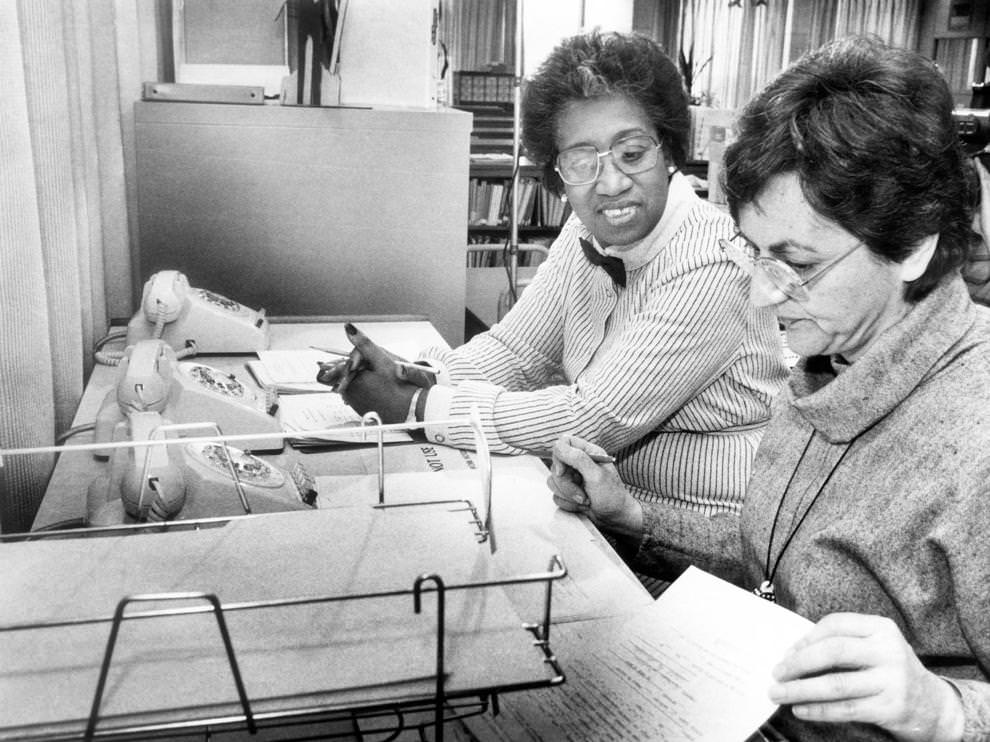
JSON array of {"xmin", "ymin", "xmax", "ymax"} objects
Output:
[
  {"xmin": 125, "ymin": 270, "xmax": 271, "ymax": 354},
  {"xmin": 99, "ymin": 409, "xmax": 188, "ymax": 523},
  {"xmin": 94, "ymin": 339, "xmax": 285, "ymax": 457},
  {"xmin": 115, "ymin": 337, "xmax": 175, "ymax": 414}
]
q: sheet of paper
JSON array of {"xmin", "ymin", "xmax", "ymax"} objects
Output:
[
  {"xmin": 614, "ymin": 566, "xmax": 813, "ymax": 740},
  {"xmin": 268, "ymin": 321, "xmax": 449, "ymax": 361},
  {"xmin": 277, "ymin": 392, "xmax": 412, "ymax": 444},
  {"xmin": 465, "ymin": 566, "xmax": 812, "ymax": 742}
]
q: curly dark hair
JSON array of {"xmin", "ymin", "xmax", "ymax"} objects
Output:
[
  {"xmin": 723, "ymin": 35, "xmax": 976, "ymax": 302},
  {"xmin": 521, "ymin": 30, "xmax": 689, "ymax": 196}
]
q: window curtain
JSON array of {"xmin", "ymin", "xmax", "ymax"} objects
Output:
[
  {"xmin": 0, "ymin": 0, "xmax": 162, "ymax": 532},
  {"xmin": 808, "ymin": 0, "xmax": 921, "ymax": 50},
  {"xmin": 679, "ymin": 0, "xmax": 790, "ymax": 110},
  {"xmin": 444, "ymin": 0, "xmax": 517, "ymax": 73}
]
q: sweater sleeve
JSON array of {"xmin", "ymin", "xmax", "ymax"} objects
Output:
[
  {"xmin": 942, "ymin": 465, "xmax": 990, "ymax": 740},
  {"xmin": 611, "ymin": 500, "xmax": 745, "ymax": 586}
]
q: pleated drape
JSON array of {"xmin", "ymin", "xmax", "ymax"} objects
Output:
[
  {"xmin": 0, "ymin": 0, "xmax": 58, "ymax": 533},
  {"xmin": 0, "ymin": 0, "xmax": 162, "ymax": 532},
  {"xmin": 444, "ymin": 0, "xmax": 517, "ymax": 73},
  {"xmin": 805, "ymin": 0, "xmax": 920, "ymax": 52},
  {"xmin": 678, "ymin": 0, "xmax": 790, "ymax": 110},
  {"xmin": 676, "ymin": 0, "xmax": 918, "ymax": 111}
]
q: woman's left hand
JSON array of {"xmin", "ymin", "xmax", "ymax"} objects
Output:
[
  {"xmin": 769, "ymin": 612, "xmax": 964, "ymax": 741},
  {"xmin": 547, "ymin": 435, "xmax": 642, "ymax": 537}
]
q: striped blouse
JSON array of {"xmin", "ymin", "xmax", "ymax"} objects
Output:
[{"xmin": 420, "ymin": 173, "xmax": 788, "ymax": 514}]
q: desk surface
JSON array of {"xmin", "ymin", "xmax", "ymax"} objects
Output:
[{"xmin": 27, "ymin": 318, "xmax": 652, "ymax": 741}]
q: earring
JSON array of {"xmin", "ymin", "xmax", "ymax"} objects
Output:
[{"xmin": 560, "ymin": 193, "xmax": 568, "ymax": 203}]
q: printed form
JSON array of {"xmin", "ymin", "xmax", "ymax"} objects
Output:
[{"xmin": 463, "ymin": 565, "xmax": 812, "ymax": 741}]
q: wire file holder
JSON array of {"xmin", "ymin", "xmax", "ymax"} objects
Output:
[
  {"xmin": 0, "ymin": 556, "xmax": 567, "ymax": 741},
  {"xmin": 0, "ymin": 412, "xmax": 568, "ymax": 741},
  {"xmin": 0, "ymin": 555, "xmax": 568, "ymax": 741}
]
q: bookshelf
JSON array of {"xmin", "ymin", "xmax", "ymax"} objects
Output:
[
  {"xmin": 453, "ymin": 73, "xmax": 518, "ymax": 154},
  {"xmin": 453, "ymin": 71, "xmax": 568, "ymax": 249},
  {"xmin": 467, "ymin": 157, "xmax": 569, "ymax": 248},
  {"xmin": 920, "ymin": 0, "xmax": 990, "ymax": 106}
]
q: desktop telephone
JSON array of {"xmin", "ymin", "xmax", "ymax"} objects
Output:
[
  {"xmin": 88, "ymin": 425, "xmax": 315, "ymax": 525},
  {"xmin": 126, "ymin": 270, "xmax": 271, "ymax": 354},
  {"xmin": 94, "ymin": 339, "xmax": 285, "ymax": 456}
]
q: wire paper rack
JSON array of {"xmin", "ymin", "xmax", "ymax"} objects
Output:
[{"xmin": 0, "ymin": 412, "xmax": 568, "ymax": 741}]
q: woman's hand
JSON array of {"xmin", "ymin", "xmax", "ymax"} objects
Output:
[
  {"xmin": 769, "ymin": 613, "xmax": 964, "ymax": 741},
  {"xmin": 547, "ymin": 435, "xmax": 643, "ymax": 538}
]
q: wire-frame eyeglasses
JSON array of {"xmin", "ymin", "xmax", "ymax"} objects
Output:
[
  {"xmin": 719, "ymin": 234, "xmax": 863, "ymax": 303},
  {"xmin": 554, "ymin": 135, "xmax": 662, "ymax": 186}
]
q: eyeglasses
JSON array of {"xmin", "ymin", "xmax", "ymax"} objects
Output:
[
  {"xmin": 555, "ymin": 135, "xmax": 662, "ymax": 186},
  {"xmin": 719, "ymin": 234, "xmax": 862, "ymax": 302}
]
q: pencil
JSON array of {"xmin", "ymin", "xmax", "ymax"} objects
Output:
[
  {"xmin": 309, "ymin": 345, "xmax": 351, "ymax": 357},
  {"xmin": 393, "ymin": 360, "xmax": 427, "ymax": 373},
  {"xmin": 588, "ymin": 453, "xmax": 616, "ymax": 464}
]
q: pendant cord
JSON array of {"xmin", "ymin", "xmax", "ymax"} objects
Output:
[
  {"xmin": 762, "ymin": 431, "xmax": 815, "ymax": 583},
  {"xmin": 762, "ymin": 430, "xmax": 857, "ymax": 588}
]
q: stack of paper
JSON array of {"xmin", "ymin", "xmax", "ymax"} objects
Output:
[
  {"xmin": 278, "ymin": 393, "xmax": 412, "ymax": 448},
  {"xmin": 246, "ymin": 349, "xmax": 334, "ymax": 394}
]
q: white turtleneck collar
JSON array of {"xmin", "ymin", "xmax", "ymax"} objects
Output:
[{"xmin": 585, "ymin": 170, "xmax": 699, "ymax": 272}]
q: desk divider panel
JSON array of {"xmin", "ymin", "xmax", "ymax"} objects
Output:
[{"xmin": 133, "ymin": 102, "xmax": 471, "ymax": 348}]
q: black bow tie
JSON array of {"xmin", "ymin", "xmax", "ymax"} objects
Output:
[{"xmin": 580, "ymin": 238, "xmax": 626, "ymax": 287}]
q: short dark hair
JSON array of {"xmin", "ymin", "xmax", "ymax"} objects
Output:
[
  {"xmin": 723, "ymin": 35, "xmax": 975, "ymax": 302},
  {"xmin": 521, "ymin": 30, "xmax": 690, "ymax": 195}
]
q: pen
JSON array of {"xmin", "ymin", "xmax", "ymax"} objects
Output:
[
  {"xmin": 310, "ymin": 347, "xmax": 422, "ymax": 373},
  {"xmin": 588, "ymin": 453, "xmax": 616, "ymax": 464}
]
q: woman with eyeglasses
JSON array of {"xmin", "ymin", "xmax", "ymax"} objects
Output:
[
  {"xmin": 550, "ymin": 36, "xmax": 990, "ymax": 740},
  {"xmin": 326, "ymin": 31, "xmax": 787, "ymax": 573}
]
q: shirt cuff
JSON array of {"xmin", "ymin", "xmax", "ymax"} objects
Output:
[
  {"xmin": 422, "ymin": 383, "xmax": 456, "ymax": 445},
  {"xmin": 405, "ymin": 388, "xmax": 423, "ymax": 424}
]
